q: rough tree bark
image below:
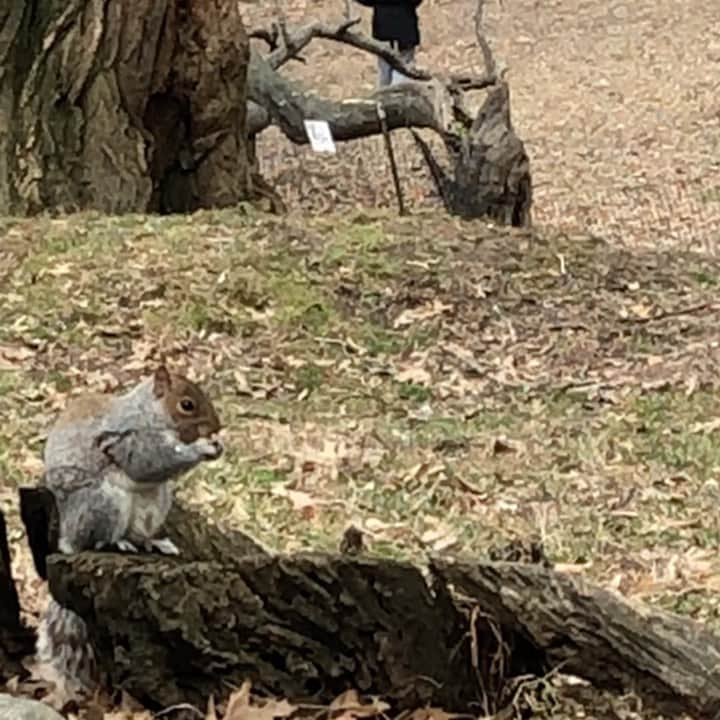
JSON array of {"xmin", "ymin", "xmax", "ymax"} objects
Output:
[
  {"xmin": 412, "ymin": 82, "xmax": 532, "ymax": 225},
  {"xmin": 17, "ymin": 486, "xmax": 720, "ymax": 719},
  {"xmin": 45, "ymin": 544, "xmax": 537, "ymax": 714},
  {"xmin": 0, "ymin": 0, "xmax": 251, "ymax": 215},
  {"xmin": 433, "ymin": 558, "xmax": 720, "ymax": 718}
]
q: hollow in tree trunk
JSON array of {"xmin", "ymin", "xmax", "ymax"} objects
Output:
[{"xmin": 0, "ymin": 0, "xmax": 252, "ymax": 215}]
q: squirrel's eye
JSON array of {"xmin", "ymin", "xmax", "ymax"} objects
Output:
[{"xmin": 179, "ymin": 398, "xmax": 195, "ymax": 413}]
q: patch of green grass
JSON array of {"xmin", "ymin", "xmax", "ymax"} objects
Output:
[
  {"xmin": 178, "ymin": 298, "xmax": 238, "ymax": 335},
  {"xmin": 623, "ymin": 391, "xmax": 720, "ymax": 479},
  {"xmin": 397, "ymin": 381, "xmax": 432, "ymax": 403},
  {"xmin": 0, "ymin": 371, "xmax": 19, "ymax": 396},
  {"xmin": 45, "ymin": 370, "xmax": 73, "ymax": 394},
  {"xmin": 5, "ymin": 207, "xmax": 720, "ymax": 638},
  {"xmin": 692, "ymin": 270, "xmax": 719, "ymax": 287},
  {"xmin": 267, "ymin": 277, "xmax": 334, "ymax": 332},
  {"xmin": 361, "ymin": 326, "xmax": 405, "ymax": 356},
  {"xmin": 294, "ymin": 363, "xmax": 327, "ymax": 394},
  {"xmin": 319, "ymin": 223, "xmax": 403, "ymax": 281},
  {"xmin": 700, "ymin": 186, "xmax": 720, "ymax": 204},
  {"xmin": 247, "ymin": 467, "xmax": 287, "ymax": 485},
  {"xmin": 410, "ymin": 416, "xmax": 468, "ymax": 445}
]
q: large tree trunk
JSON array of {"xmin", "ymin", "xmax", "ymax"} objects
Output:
[{"xmin": 0, "ymin": 0, "xmax": 251, "ymax": 215}]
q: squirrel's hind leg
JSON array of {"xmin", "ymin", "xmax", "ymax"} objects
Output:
[{"xmin": 58, "ymin": 479, "xmax": 129, "ymax": 553}]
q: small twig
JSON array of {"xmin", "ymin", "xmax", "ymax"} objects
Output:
[
  {"xmin": 249, "ymin": 27, "xmax": 279, "ymax": 50},
  {"xmin": 410, "ymin": 129, "xmax": 451, "ymax": 210},
  {"xmin": 473, "ymin": 0, "xmax": 497, "ymax": 78},
  {"xmin": 154, "ymin": 703, "xmax": 204, "ymax": 718},
  {"xmin": 620, "ymin": 301, "xmax": 718, "ymax": 325},
  {"xmin": 557, "ymin": 252, "xmax": 567, "ymax": 275},
  {"xmin": 265, "ymin": 18, "xmax": 433, "ymax": 80},
  {"xmin": 377, "ymin": 101, "xmax": 406, "ymax": 216}
]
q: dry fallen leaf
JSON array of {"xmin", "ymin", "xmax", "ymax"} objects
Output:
[
  {"xmin": 329, "ymin": 689, "xmax": 390, "ymax": 719},
  {"xmin": 420, "ymin": 520, "xmax": 459, "ymax": 552},
  {"xmin": 395, "ymin": 365, "xmax": 432, "ymax": 385},
  {"xmin": 0, "ymin": 342, "xmax": 35, "ymax": 369},
  {"xmin": 271, "ymin": 486, "xmax": 317, "ymax": 511},
  {"xmin": 628, "ymin": 302, "xmax": 653, "ymax": 319},
  {"xmin": 393, "ymin": 300, "xmax": 453, "ymax": 329},
  {"xmin": 405, "ymin": 708, "xmax": 466, "ymax": 720},
  {"xmin": 491, "ymin": 437, "xmax": 515, "ymax": 456},
  {"xmin": 223, "ymin": 681, "xmax": 297, "ymax": 720}
]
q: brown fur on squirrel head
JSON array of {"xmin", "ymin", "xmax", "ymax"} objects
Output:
[{"xmin": 152, "ymin": 365, "xmax": 222, "ymax": 444}]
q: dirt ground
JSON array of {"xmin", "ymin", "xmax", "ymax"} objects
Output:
[{"xmin": 245, "ymin": 0, "xmax": 720, "ymax": 251}]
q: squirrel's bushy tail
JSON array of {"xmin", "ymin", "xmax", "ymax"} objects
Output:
[{"xmin": 35, "ymin": 599, "xmax": 98, "ymax": 696}]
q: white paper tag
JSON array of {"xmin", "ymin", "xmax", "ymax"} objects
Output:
[{"xmin": 304, "ymin": 120, "xmax": 337, "ymax": 154}]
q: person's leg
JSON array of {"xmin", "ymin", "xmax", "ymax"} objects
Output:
[
  {"xmin": 377, "ymin": 40, "xmax": 396, "ymax": 88},
  {"xmin": 377, "ymin": 55, "xmax": 393, "ymax": 87},
  {"xmin": 390, "ymin": 46, "xmax": 416, "ymax": 85}
]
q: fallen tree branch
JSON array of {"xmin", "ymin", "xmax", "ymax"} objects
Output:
[
  {"xmin": 432, "ymin": 557, "xmax": 720, "ymax": 718},
  {"xmin": 247, "ymin": 51, "xmax": 443, "ymax": 142},
  {"xmin": 45, "ymin": 549, "xmax": 538, "ymax": 713},
  {"xmin": 19, "ymin": 490, "xmax": 720, "ymax": 718},
  {"xmin": 41, "ymin": 545, "xmax": 720, "ymax": 717},
  {"xmin": 245, "ymin": 14, "xmax": 528, "ymax": 226}
]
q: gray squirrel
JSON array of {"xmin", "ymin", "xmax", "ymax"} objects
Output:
[{"xmin": 34, "ymin": 365, "xmax": 224, "ymax": 697}]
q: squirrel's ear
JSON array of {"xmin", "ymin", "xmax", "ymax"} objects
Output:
[{"xmin": 153, "ymin": 365, "xmax": 172, "ymax": 398}]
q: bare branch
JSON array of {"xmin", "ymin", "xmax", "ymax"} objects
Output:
[
  {"xmin": 261, "ymin": 18, "xmax": 496, "ymax": 90},
  {"xmin": 474, "ymin": 0, "xmax": 497, "ymax": 78},
  {"xmin": 245, "ymin": 8, "xmax": 529, "ymax": 227},
  {"xmin": 249, "ymin": 27, "xmax": 279, "ymax": 51},
  {"xmin": 272, "ymin": 0, "xmax": 291, "ymax": 53},
  {"xmin": 247, "ymin": 51, "xmax": 444, "ymax": 141},
  {"xmin": 264, "ymin": 19, "xmax": 431, "ymax": 79}
]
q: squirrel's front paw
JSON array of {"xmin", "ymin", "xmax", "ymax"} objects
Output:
[
  {"xmin": 116, "ymin": 539, "xmax": 139, "ymax": 553},
  {"xmin": 186, "ymin": 436, "xmax": 224, "ymax": 460},
  {"xmin": 149, "ymin": 537, "xmax": 181, "ymax": 556}
]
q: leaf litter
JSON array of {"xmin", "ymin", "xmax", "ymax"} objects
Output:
[
  {"xmin": 2, "ymin": 0, "xmax": 719, "ymax": 715},
  {"xmin": 0, "ymin": 206, "xmax": 716, "ymax": 719}
]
